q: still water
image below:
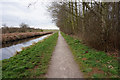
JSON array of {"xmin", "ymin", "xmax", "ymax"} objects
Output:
[{"xmin": 0, "ymin": 34, "xmax": 51, "ymax": 60}]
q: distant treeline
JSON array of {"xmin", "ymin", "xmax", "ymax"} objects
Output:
[{"xmin": 1, "ymin": 23, "xmax": 43, "ymax": 34}]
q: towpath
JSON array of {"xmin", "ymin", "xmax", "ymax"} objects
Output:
[{"xmin": 46, "ymin": 32, "xmax": 83, "ymax": 78}]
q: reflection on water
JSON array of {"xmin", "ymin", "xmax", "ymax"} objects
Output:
[
  {"xmin": 0, "ymin": 34, "xmax": 51, "ymax": 60},
  {"xmin": 1, "ymin": 35, "xmax": 46, "ymax": 48}
]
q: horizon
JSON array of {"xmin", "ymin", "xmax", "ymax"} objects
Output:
[{"xmin": 0, "ymin": 25, "xmax": 59, "ymax": 30}]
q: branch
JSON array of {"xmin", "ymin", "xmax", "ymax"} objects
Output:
[
  {"xmin": 84, "ymin": 3, "xmax": 102, "ymax": 18},
  {"xmin": 63, "ymin": 8, "xmax": 84, "ymax": 19},
  {"xmin": 28, "ymin": 0, "xmax": 38, "ymax": 8}
]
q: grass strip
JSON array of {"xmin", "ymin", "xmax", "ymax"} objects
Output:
[
  {"xmin": 61, "ymin": 32, "xmax": 119, "ymax": 78},
  {"xmin": 2, "ymin": 32, "xmax": 58, "ymax": 78}
]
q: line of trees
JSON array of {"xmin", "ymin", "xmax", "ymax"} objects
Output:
[
  {"xmin": 48, "ymin": 1, "xmax": 120, "ymax": 52},
  {"xmin": 1, "ymin": 23, "xmax": 43, "ymax": 34}
]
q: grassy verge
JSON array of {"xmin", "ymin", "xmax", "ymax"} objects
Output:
[
  {"xmin": 2, "ymin": 32, "xmax": 58, "ymax": 78},
  {"xmin": 61, "ymin": 32, "xmax": 119, "ymax": 78}
]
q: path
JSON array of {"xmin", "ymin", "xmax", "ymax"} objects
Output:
[{"xmin": 46, "ymin": 32, "xmax": 83, "ymax": 78}]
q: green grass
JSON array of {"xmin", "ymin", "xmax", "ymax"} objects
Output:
[
  {"xmin": 2, "ymin": 32, "xmax": 58, "ymax": 78},
  {"xmin": 43, "ymin": 29, "xmax": 59, "ymax": 33},
  {"xmin": 61, "ymin": 32, "xmax": 119, "ymax": 78}
]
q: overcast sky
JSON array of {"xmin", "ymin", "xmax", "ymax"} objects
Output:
[{"xmin": 0, "ymin": 0, "xmax": 59, "ymax": 29}]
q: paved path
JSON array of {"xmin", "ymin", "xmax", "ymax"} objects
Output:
[{"xmin": 46, "ymin": 32, "xmax": 83, "ymax": 78}]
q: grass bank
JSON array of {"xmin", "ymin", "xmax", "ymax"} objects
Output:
[
  {"xmin": 2, "ymin": 32, "xmax": 58, "ymax": 78},
  {"xmin": 61, "ymin": 32, "xmax": 119, "ymax": 78}
]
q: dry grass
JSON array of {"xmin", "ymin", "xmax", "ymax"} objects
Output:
[{"xmin": 1, "ymin": 32, "xmax": 53, "ymax": 44}]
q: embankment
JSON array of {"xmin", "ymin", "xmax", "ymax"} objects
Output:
[{"xmin": 1, "ymin": 32, "xmax": 53, "ymax": 44}]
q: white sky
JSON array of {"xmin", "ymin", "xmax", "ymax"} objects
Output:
[{"xmin": 0, "ymin": 0, "xmax": 59, "ymax": 29}]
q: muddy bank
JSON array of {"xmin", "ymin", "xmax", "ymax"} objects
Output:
[{"xmin": 1, "ymin": 32, "xmax": 53, "ymax": 45}]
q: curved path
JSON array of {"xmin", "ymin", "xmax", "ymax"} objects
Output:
[{"xmin": 46, "ymin": 32, "xmax": 83, "ymax": 78}]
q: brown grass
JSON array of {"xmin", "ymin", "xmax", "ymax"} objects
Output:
[{"xmin": 1, "ymin": 32, "xmax": 53, "ymax": 44}]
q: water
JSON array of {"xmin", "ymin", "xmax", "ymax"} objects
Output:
[
  {"xmin": 0, "ymin": 34, "xmax": 51, "ymax": 60},
  {"xmin": 2, "ymin": 35, "xmax": 45, "ymax": 48}
]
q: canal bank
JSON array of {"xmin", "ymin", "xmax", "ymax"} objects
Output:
[{"xmin": 2, "ymin": 32, "xmax": 58, "ymax": 78}]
